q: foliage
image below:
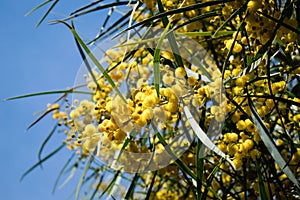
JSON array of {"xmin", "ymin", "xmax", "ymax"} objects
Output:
[{"xmin": 11, "ymin": 0, "xmax": 300, "ymax": 199}]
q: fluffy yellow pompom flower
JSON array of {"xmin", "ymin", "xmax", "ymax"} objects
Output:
[
  {"xmin": 175, "ymin": 67, "xmax": 186, "ymax": 78},
  {"xmin": 236, "ymin": 120, "xmax": 247, "ymax": 130},
  {"xmin": 247, "ymin": 0, "xmax": 261, "ymax": 13},
  {"xmin": 225, "ymin": 39, "xmax": 243, "ymax": 54},
  {"xmin": 84, "ymin": 124, "xmax": 97, "ymax": 137},
  {"xmin": 70, "ymin": 109, "xmax": 80, "ymax": 119}
]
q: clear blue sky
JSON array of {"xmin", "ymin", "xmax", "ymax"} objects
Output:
[{"xmin": 0, "ymin": 1, "xmax": 102, "ymax": 199}]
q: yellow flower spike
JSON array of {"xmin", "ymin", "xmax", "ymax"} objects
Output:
[
  {"xmin": 236, "ymin": 120, "xmax": 247, "ymax": 130},
  {"xmin": 210, "ymin": 105, "xmax": 218, "ymax": 114}
]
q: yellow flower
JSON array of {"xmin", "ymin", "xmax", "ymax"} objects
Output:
[
  {"xmin": 236, "ymin": 120, "xmax": 247, "ymax": 130},
  {"xmin": 174, "ymin": 67, "xmax": 186, "ymax": 78},
  {"xmin": 70, "ymin": 109, "xmax": 80, "ymax": 119}
]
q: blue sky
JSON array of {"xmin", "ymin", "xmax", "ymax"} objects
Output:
[{"xmin": 0, "ymin": 1, "xmax": 98, "ymax": 199}]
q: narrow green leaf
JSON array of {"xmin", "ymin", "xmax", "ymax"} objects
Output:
[
  {"xmin": 4, "ymin": 90, "xmax": 91, "ymax": 101},
  {"xmin": 248, "ymin": 97, "xmax": 300, "ymax": 189},
  {"xmin": 70, "ymin": 0, "xmax": 104, "ymax": 15},
  {"xmin": 25, "ymin": 0, "xmax": 52, "ymax": 17},
  {"xmin": 64, "ymin": 1, "xmax": 137, "ymax": 21},
  {"xmin": 59, "ymin": 163, "xmax": 78, "ymax": 189},
  {"xmin": 113, "ymin": 0, "xmax": 232, "ymax": 39},
  {"xmin": 75, "ymin": 155, "xmax": 93, "ymax": 200},
  {"xmin": 35, "ymin": 0, "xmax": 59, "ymax": 28},
  {"xmin": 20, "ymin": 143, "xmax": 65, "ymax": 181},
  {"xmin": 212, "ymin": 1, "xmax": 247, "ymax": 38},
  {"xmin": 156, "ymin": 132, "xmax": 197, "ymax": 180},
  {"xmin": 98, "ymin": 171, "xmax": 121, "ymax": 199},
  {"xmin": 26, "ymin": 107, "xmax": 59, "ymax": 131},
  {"xmin": 88, "ymin": 9, "xmax": 133, "ymax": 44},
  {"xmin": 72, "ymin": 22, "xmax": 102, "ymax": 92},
  {"xmin": 52, "ymin": 153, "xmax": 76, "ymax": 194},
  {"xmin": 145, "ymin": 171, "xmax": 157, "ymax": 200},
  {"xmin": 38, "ymin": 124, "xmax": 58, "ymax": 169},
  {"xmin": 154, "ymin": 22, "xmax": 171, "ymax": 97},
  {"xmin": 256, "ymin": 162, "xmax": 269, "ymax": 200},
  {"xmin": 112, "ymin": 37, "xmax": 159, "ymax": 48},
  {"xmin": 183, "ymin": 106, "xmax": 235, "ymax": 169},
  {"xmin": 177, "ymin": 31, "xmax": 234, "ymax": 37},
  {"xmin": 157, "ymin": 0, "xmax": 183, "ymax": 68},
  {"xmin": 124, "ymin": 173, "xmax": 139, "ymax": 199},
  {"xmin": 196, "ymin": 141, "xmax": 204, "ymax": 200},
  {"xmin": 55, "ymin": 21, "xmax": 126, "ymax": 102},
  {"xmin": 180, "ymin": 45, "xmax": 213, "ymax": 82}
]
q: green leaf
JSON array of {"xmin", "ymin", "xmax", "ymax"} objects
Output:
[
  {"xmin": 98, "ymin": 171, "xmax": 121, "ymax": 199},
  {"xmin": 25, "ymin": 0, "xmax": 52, "ymax": 17},
  {"xmin": 112, "ymin": 37, "xmax": 160, "ymax": 48},
  {"xmin": 212, "ymin": 1, "xmax": 247, "ymax": 38},
  {"xmin": 35, "ymin": 0, "xmax": 59, "ymax": 28},
  {"xmin": 256, "ymin": 161, "xmax": 269, "ymax": 200},
  {"xmin": 59, "ymin": 163, "xmax": 78, "ymax": 189},
  {"xmin": 38, "ymin": 124, "xmax": 58, "ymax": 169},
  {"xmin": 75, "ymin": 155, "xmax": 93, "ymax": 200},
  {"xmin": 52, "ymin": 153, "xmax": 76, "ymax": 193},
  {"xmin": 177, "ymin": 31, "xmax": 235, "ymax": 37},
  {"xmin": 124, "ymin": 173, "xmax": 139, "ymax": 199},
  {"xmin": 154, "ymin": 22, "xmax": 171, "ymax": 97},
  {"xmin": 4, "ymin": 89, "xmax": 91, "ymax": 101},
  {"xmin": 248, "ymin": 97, "xmax": 300, "ymax": 189},
  {"xmin": 20, "ymin": 143, "xmax": 65, "ymax": 181},
  {"xmin": 55, "ymin": 21, "xmax": 126, "ymax": 103},
  {"xmin": 26, "ymin": 107, "xmax": 59, "ymax": 131},
  {"xmin": 64, "ymin": 1, "xmax": 138, "ymax": 21},
  {"xmin": 183, "ymin": 106, "xmax": 235, "ymax": 169},
  {"xmin": 145, "ymin": 171, "xmax": 157, "ymax": 200},
  {"xmin": 156, "ymin": 132, "xmax": 197, "ymax": 180},
  {"xmin": 196, "ymin": 141, "xmax": 204, "ymax": 200},
  {"xmin": 113, "ymin": 0, "xmax": 231, "ymax": 39},
  {"xmin": 157, "ymin": 0, "xmax": 183, "ymax": 68},
  {"xmin": 69, "ymin": 0, "xmax": 104, "ymax": 16}
]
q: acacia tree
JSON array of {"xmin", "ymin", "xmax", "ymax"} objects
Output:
[{"xmin": 9, "ymin": 0, "xmax": 300, "ymax": 199}]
